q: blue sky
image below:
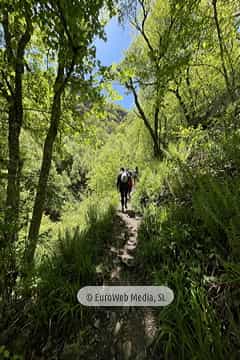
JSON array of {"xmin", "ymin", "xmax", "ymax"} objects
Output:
[{"xmin": 95, "ymin": 17, "xmax": 134, "ymax": 110}]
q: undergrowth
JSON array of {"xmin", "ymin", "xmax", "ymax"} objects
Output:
[
  {"xmin": 134, "ymin": 127, "xmax": 240, "ymax": 359},
  {"xmin": 0, "ymin": 199, "xmax": 116, "ymax": 359}
]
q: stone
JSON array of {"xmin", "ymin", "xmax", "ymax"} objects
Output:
[{"xmin": 114, "ymin": 321, "xmax": 122, "ymax": 336}]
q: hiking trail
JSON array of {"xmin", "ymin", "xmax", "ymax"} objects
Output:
[{"xmin": 85, "ymin": 204, "xmax": 158, "ymax": 360}]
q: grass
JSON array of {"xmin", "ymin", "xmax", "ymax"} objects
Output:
[
  {"xmin": 1, "ymin": 193, "xmax": 118, "ymax": 359},
  {"xmin": 133, "ymin": 131, "xmax": 240, "ymax": 359},
  {"xmin": 35, "ymin": 191, "xmax": 118, "ymax": 264}
]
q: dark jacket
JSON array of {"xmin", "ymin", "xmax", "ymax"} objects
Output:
[{"xmin": 117, "ymin": 171, "xmax": 129, "ymax": 192}]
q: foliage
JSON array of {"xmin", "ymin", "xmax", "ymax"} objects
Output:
[
  {"xmin": 0, "ymin": 345, "xmax": 22, "ymax": 360},
  {"xmin": 0, "ymin": 199, "xmax": 116, "ymax": 357},
  {"xmin": 134, "ymin": 125, "xmax": 240, "ymax": 358},
  {"xmin": 1, "ymin": 0, "xmax": 240, "ymax": 358}
]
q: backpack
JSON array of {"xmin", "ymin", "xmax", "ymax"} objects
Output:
[{"xmin": 120, "ymin": 171, "xmax": 128, "ymax": 184}]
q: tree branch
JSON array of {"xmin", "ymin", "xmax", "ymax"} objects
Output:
[
  {"xmin": 2, "ymin": 12, "xmax": 14, "ymax": 62},
  {"xmin": 154, "ymin": 104, "xmax": 160, "ymax": 143},
  {"xmin": 131, "ymin": 0, "xmax": 155, "ymax": 57},
  {"xmin": 169, "ymin": 87, "xmax": 192, "ymax": 125},
  {"xmin": 212, "ymin": 0, "xmax": 232, "ymax": 98},
  {"xmin": 16, "ymin": 3, "xmax": 33, "ymax": 69},
  {"xmin": 126, "ymin": 77, "xmax": 156, "ymax": 142}
]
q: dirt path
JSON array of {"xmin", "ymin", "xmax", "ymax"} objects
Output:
[{"xmin": 92, "ymin": 206, "xmax": 158, "ymax": 360}]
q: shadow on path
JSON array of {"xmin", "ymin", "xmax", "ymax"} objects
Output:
[{"xmin": 93, "ymin": 206, "xmax": 158, "ymax": 360}]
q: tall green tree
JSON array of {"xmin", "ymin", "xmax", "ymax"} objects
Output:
[
  {"xmin": 24, "ymin": 0, "xmax": 119, "ymax": 270},
  {"xmin": 118, "ymin": 0, "xmax": 240, "ymax": 155},
  {"xmin": 118, "ymin": 0, "xmax": 202, "ymax": 157},
  {"xmin": 0, "ymin": 0, "xmax": 132, "ymax": 282},
  {"xmin": 0, "ymin": 0, "xmax": 34, "ymax": 294},
  {"xmin": 168, "ymin": 0, "xmax": 240, "ymax": 130}
]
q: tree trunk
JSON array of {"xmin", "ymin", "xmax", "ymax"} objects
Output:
[
  {"xmin": 127, "ymin": 78, "xmax": 163, "ymax": 159},
  {"xmin": 1, "ymin": 10, "xmax": 32, "ymax": 296},
  {"xmin": 153, "ymin": 140, "xmax": 163, "ymax": 159},
  {"xmin": 5, "ymin": 104, "xmax": 21, "ymax": 245},
  {"xmin": 24, "ymin": 64, "xmax": 65, "ymax": 270},
  {"xmin": 212, "ymin": 0, "xmax": 233, "ymax": 100},
  {"xmin": 3, "ymin": 52, "xmax": 26, "ymax": 294}
]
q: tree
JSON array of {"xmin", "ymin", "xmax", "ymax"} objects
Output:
[
  {"xmin": 118, "ymin": 0, "xmax": 202, "ymax": 157},
  {"xmin": 168, "ymin": 0, "xmax": 240, "ymax": 131},
  {"xmin": 24, "ymin": 0, "xmax": 119, "ymax": 270},
  {"xmin": 0, "ymin": 0, "xmax": 34, "ymax": 295},
  {"xmin": 0, "ymin": 0, "xmax": 132, "ymax": 283}
]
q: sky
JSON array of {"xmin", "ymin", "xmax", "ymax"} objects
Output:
[
  {"xmin": 0, "ymin": 18, "xmax": 134, "ymax": 109},
  {"xmin": 95, "ymin": 17, "xmax": 134, "ymax": 110}
]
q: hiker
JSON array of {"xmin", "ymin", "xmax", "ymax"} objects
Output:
[
  {"xmin": 127, "ymin": 170, "xmax": 133, "ymax": 199},
  {"xmin": 117, "ymin": 167, "xmax": 130, "ymax": 212},
  {"xmin": 132, "ymin": 166, "xmax": 139, "ymax": 186}
]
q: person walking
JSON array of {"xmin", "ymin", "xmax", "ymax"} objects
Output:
[
  {"xmin": 127, "ymin": 170, "xmax": 133, "ymax": 200},
  {"xmin": 132, "ymin": 166, "xmax": 139, "ymax": 186},
  {"xmin": 117, "ymin": 168, "xmax": 130, "ymax": 212}
]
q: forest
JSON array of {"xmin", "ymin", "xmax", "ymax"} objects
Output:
[{"xmin": 1, "ymin": 0, "xmax": 240, "ymax": 359}]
